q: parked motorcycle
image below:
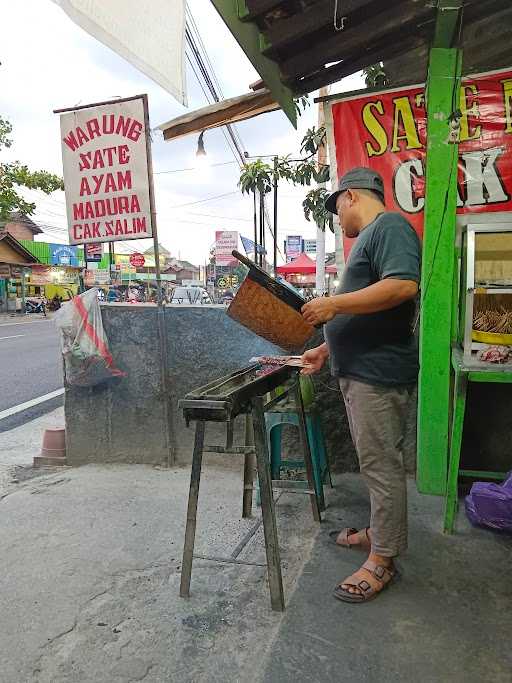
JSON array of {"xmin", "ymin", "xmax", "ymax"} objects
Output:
[{"xmin": 25, "ymin": 298, "xmax": 47, "ymax": 315}]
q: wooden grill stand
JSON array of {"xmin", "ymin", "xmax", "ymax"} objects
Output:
[{"xmin": 179, "ymin": 377, "xmax": 322, "ymax": 612}]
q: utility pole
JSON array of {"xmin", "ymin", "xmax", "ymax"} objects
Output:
[
  {"xmin": 21, "ymin": 267, "xmax": 27, "ymax": 314},
  {"xmin": 84, "ymin": 247, "xmax": 89, "ymax": 292},
  {"xmin": 315, "ymin": 86, "xmax": 329, "ymax": 295},
  {"xmin": 253, "ymin": 190, "xmax": 258, "ymax": 264},
  {"xmin": 108, "ymin": 242, "xmax": 114, "ymax": 288},
  {"xmin": 273, "ymin": 156, "xmax": 278, "ymax": 276},
  {"xmin": 259, "ymin": 191, "xmax": 265, "ymax": 268}
]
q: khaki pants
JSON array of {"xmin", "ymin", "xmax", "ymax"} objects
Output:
[{"xmin": 339, "ymin": 378, "xmax": 414, "ymax": 558}]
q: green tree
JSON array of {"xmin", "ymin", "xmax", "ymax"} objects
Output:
[
  {"xmin": 302, "ymin": 187, "xmax": 333, "ymax": 233},
  {"xmin": 0, "ymin": 115, "xmax": 64, "ymax": 220},
  {"xmin": 363, "ymin": 63, "xmax": 389, "ymax": 88},
  {"xmin": 238, "ymin": 158, "xmax": 273, "ymax": 196},
  {"xmin": 292, "ymin": 126, "xmax": 333, "ymax": 233},
  {"xmin": 237, "ymin": 125, "xmax": 335, "ymax": 268},
  {"xmin": 300, "ymin": 126, "xmax": 326, "ymax": 157}
]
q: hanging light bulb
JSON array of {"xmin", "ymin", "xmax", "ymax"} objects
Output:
[
  {"xmin": 195, "ymin": 130, "xmax": 211, "ymax": 176},
  {"xmin": 196, "ymin": 131, "xmax": 206, "ymax": 158}
]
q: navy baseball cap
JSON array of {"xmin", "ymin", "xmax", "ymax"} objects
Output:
[{"xmin": 325, "ymin": 167, "xmax": 385, "ymax": 214}]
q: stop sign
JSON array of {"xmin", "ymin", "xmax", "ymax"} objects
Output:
[{"xmin": 129, "ymin": 253, "xmax": 145, "ymax": 268}]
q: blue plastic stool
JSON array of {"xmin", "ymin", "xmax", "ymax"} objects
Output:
[{"xmin": 256, "ymin": 393, "xmax": 333, "ymax": 511}]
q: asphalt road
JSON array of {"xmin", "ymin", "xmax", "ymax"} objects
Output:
[{"xmin": 0, "ymin": 317, "xmax": 63, "ymax": 432}]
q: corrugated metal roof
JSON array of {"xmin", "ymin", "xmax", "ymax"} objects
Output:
[{"xmin": 19, "ymin": 240, "xmax": 50, "ymax": 263}]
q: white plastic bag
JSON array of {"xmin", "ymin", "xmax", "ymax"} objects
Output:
[{"xmin": 55, "ymin": 288, "xmax": 125, "ymax": 386}]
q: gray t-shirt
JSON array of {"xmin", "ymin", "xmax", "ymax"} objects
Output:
[{"xmin": 324, "ymin": 212, "xmax": 421, "ymax": 387}]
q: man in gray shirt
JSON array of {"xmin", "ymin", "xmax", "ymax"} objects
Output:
[{"xmin": 301, "ymin": 167, "xmax": 421, "ymax": 604}]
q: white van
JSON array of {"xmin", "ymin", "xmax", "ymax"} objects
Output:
[{"xmin": 169, "ymin": 286, "xmax": 212, "ymax": 305}]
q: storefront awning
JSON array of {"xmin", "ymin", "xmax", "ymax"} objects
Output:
[
  {"xmin": 276, "ymin": 253, "xmax": 337, "ymax": 275},
  {"xmin": 158, "ymin": 88, "xmax": 279, "ymax": 141}
]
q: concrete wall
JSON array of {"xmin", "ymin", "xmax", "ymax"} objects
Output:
[
  {"xmin": 64, "ymin": 305, "xmax": 358, "ymax": 470},
  {"xmin": 65, "ymin": 305, "xmax": 283, "ymax": 466},
  {"xmin": 64, "ymin": 303, "xmax": 508, "ymax": 476}
]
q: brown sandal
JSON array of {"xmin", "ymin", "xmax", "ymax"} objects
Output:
[
  {"xmin": 328, "ymin": 527, "xmax": 371, "ymax": 551},
  {"xmin": 333, "ymin": 560, "xmax": 395, "ymax": 604}
]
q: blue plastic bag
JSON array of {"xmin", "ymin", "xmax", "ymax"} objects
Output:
[{"xmin": 465, "ymin": 472, "xmax": 512, "ymax": 532}]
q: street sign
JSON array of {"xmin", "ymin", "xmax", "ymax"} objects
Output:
[
  {"xmin": 50, "ymin": 243, "xmax": 79, "ymax": 266},
  {"xmin": 85, "ymin": 243, "xmax": 103, "ymax": 262},
  {"xmin": 30, "ymin": 266, "xmax": 53, "ymax": 285},
  {"xmin": 215, "ymin": 231, "xmax": 238, "ymax": 266},
  {"xmin": 85, "ymin": 269, "xmax": 111, "ymax": 286},
  {"xmin": 217, "ymin": 274, "xmax": 239, "ymax": 289},
  {"xmin": 129, "ymin": 253, "xmax": 145, "ymax": 267}
]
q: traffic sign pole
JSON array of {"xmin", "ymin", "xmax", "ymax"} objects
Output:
[{"xmin": 142, "ymin": 94, "xmax": 175, "ymax": 467}]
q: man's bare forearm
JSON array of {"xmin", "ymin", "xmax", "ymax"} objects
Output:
[
  {"xmin": 317, "ymin": 342, "xmax": 330, "ymax": 358},
  {"xmin": 330, "ymin": 279, "xmax": 418, "ymax": 315}
]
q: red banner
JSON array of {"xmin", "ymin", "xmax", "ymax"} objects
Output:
[{"xmin": 329, "ymin": 67, "xmax": 512, "ymax": 258}]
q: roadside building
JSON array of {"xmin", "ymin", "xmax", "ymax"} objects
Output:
[
  {"xmin": 1, "ymin": 212, "xmax": 43, "ymax": 242},
  {"xmin": 0, "ymin": 233, "xmax": 40, "ymax": 312},
  {"xmin": 19, "ymin": 241, "xmax": 81, "ymax": 301},
  {"xmin": 164, "ymin": 258, "xmax": 200, "ymax": 285}
]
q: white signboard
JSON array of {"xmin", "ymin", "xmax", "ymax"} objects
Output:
[
  {"xmin": 85, "ymin": 268, "xmax": 111, "ymax": 285},
  {"xmin": 304, "ymin": 239, "xmax": 317, "ymax": 254},
  {"xmin": 286, "ymin": 235, "xmax": 302, "ymax": 263},
  {"xmin": 215, "ymin": 230, "xmax": 238, "ymax": 266},
  {"xmin": 59, "ymin": 95, "xmax": 153, "ymax": 245}
]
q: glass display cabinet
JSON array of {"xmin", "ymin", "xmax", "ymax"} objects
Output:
[{"xmin": 458, "ymin": 214, "xmax": 512, "ymax": 364}]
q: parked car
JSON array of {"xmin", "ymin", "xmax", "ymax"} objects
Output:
[
  {"xmin": 169, "ymin": 286, "xmax": 212, "ymax": 305},
  {"xmin": 218, "ymin": 291, "xmax": 235, "ymax": 305}
]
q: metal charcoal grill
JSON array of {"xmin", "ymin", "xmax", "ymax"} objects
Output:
[
  {"xmin": 179, "ymin": 362, "xmax": 295, "ymax": 423},
  {"xmin": 178, "ymin": 362, "xmax": 322, "ymax": 612}
]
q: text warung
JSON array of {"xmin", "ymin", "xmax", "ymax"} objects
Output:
[{"xmin": 59, "ymin": 99, "xmax": 153, "ymax": 244}]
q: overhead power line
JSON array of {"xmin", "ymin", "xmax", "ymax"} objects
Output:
[
  {"xmin": 185, "ymin": 8, "xmax": 283, "ymax": 259},
  {"xmin": 169, "ymin": 190, "xmax": 240, "ymax": 209},
  {"xmin": 185, "ymin": 10, "xmax": 246, "ymax": 167},
  {"xmin": 155, "ymin": 160, "xmax": 238, "ymax": 175}
]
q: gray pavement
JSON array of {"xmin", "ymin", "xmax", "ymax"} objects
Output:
[
  {"xmin": 0, "ymin": 316, "xmax": 63, "ymax": 430},
  {"xmin": 263, "ymin": 475, "xmax": 512, "ymax": 683},
  {"xmin": 0, "ymin": 458, "xmax": 318, "ymax": 683},
  {"xmin": 1, "ymin": 407, "xmax": 64, "ymax": 467},
  {"xmin": 1, "ymin": 411, "xmax": 510, "ymax": 683},
  {"xmin": 0, "ymin": 407, "xmax": 65, "ymax": 501}
]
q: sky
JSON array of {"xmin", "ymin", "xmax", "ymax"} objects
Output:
[{"xmin": 0, "ymin": 0, "xmax": 365, "ymax": 265}]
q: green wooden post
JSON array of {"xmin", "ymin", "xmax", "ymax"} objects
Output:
[
  {"xmin": 443, "ymin": 365, "xmax": 467, "ymax": 532},
  {"xmin": 417, "ymin": 47, "xmax": 462, "ymax": 495}
]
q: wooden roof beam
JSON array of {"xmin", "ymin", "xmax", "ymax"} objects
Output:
[
  {"xmin": 293, "ymin": 34, "xmax": 427, "ymax": 94},
  {"xmin": 211, "ymin": 0, "xmax": 297, "ymax": 126},
  {"xmin": 240, "ymin": 0, "xmax": 287, "ymax": 22},
  {"xmin": 280, "ymin": 1, "xmax": 434, "ymax": 83},
  {"xmin": 260, "ymin": 0, "xmax": 384, "ymax": 58}
]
